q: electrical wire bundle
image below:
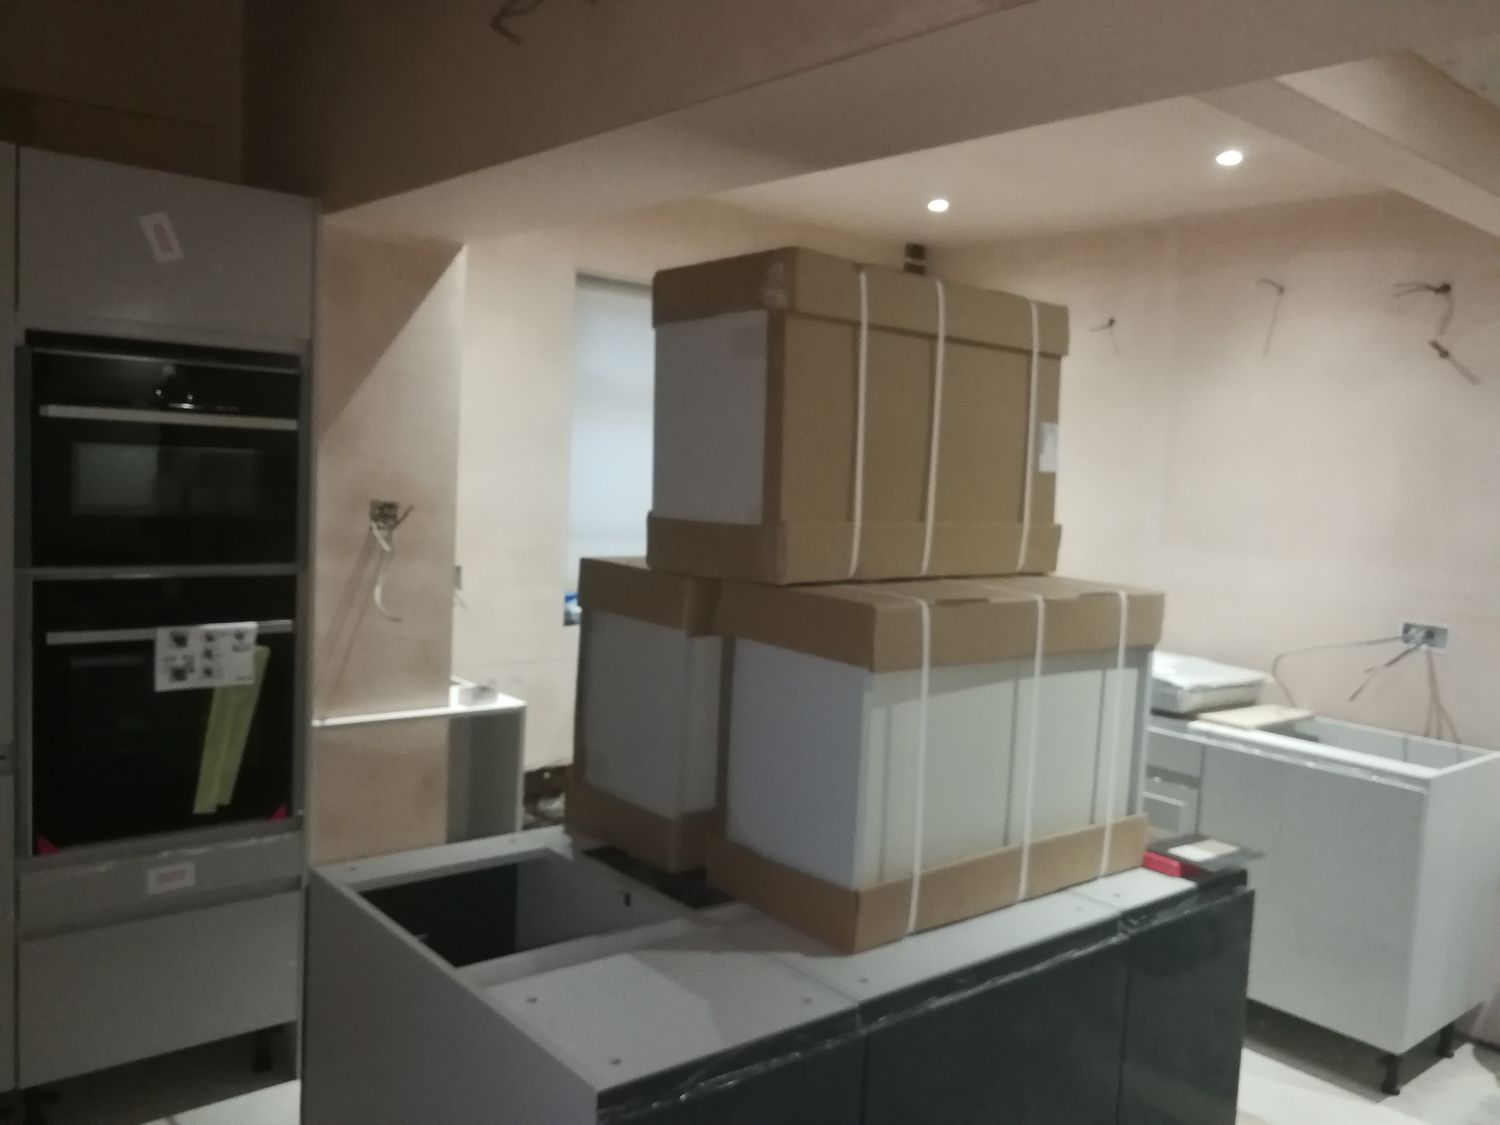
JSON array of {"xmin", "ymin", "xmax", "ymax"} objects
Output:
[{"xmin": 1271, "ymin": 632, "xmax": 1464, "ymax": 746}]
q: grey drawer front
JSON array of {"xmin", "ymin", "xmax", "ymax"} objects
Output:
[
  {"xmin": 20, "ymin": 829, "xmax": 304, "ymax": 935},
  {"xmin": 1147, "ymin": 728, "xmax": 1207, "ymax": 781},
  {"xmin": 20, "ymin": 890, "xmax": 302, "ymax": 1086},
  {"xmin": 1144, "ymin": 776, "xmax": 1201, "ymax": 836}
]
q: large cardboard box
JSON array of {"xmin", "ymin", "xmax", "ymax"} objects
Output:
[
  {"xmin": 708, "ymin": 574, "xmax": 1163, "ymax": 952},
  {"xmin": 567, "ymin": 558, "xmax": 722, "ymax": 872},
  {"xmin": 649, "ymin": 248, "xmax": 1069, "ymax": 585}
]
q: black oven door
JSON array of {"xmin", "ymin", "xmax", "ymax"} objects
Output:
[
  {"xmin": 21, "ymin": 336, "xmax": 303, "ymax": 569},
  {"xmin": 29, "ymin": 576, "xmax": 299, "ymax": 853}
]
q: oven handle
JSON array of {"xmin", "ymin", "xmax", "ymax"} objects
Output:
[
  {"xmin": 44, "ymin": 620, "xmax": 295, "ymax": 647},
  {"xmin": 36, "ymin": 404, "xmax": 299, "ymax": 432}
]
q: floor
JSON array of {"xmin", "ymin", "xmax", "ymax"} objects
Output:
[{"xmin": 31, "ymin": 1016, "xmax": 1500, "ymax": 1124}]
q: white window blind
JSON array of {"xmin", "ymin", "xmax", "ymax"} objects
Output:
[{"xmin": 566, "ymin": 275, "xmax": 654, "ymax": 596}]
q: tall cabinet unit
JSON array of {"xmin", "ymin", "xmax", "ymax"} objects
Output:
[
  {"xmin": 0, "ymin": 142, "xmax": 20, "ymax": 1099},
  {"xmin": 9, "ymin": 149, "xmax": 317, "ymax": 1090}
]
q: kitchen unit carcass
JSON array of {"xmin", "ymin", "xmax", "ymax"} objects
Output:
[{"xmin": 7, "ymin": 148, "xmax": 316, "ymax": 1091}]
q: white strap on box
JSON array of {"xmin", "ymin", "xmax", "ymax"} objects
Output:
[
  {"xmin": 1013, "ymin": 589, "xmax": 1047, "ymax": 900},
  {"xmin": 1098, "ymin": 590, "xmax": 1131, "ymax": 878},
  {"xmin": 847, "ymin": 269, "xmax": 872, "ymax": 580},
  {"xmin": 865, "ymin": 589, "xmax": 934, "ymax": 937},
  {"xmin": 974, "ymin": 582, "xmax": 1130, "ymax": 896},
  {"xmin": 847, "ymin": 272, "xmax": 949, "ymax": 580},
  {"xmin": 919, "ymin": 280, "xmax": 948, "ymax": 576},
  {"xmin": 674, "ymin": 625, "xmax": 697, "ymax": 821},
  {"xmin": 969, "ymin": 580, "xmax": 1048, "ymax": 898},
  {"xmin": 1015, "ymin": 300, "xmax": 1041, "ymax": 574}
]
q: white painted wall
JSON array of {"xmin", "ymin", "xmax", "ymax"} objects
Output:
[{"xmin": 933, "ymin": 191, "xmax": 1500, "ymax": 750}]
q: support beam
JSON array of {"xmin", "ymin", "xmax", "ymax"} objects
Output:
[{"xmin": 1204, "ymin": 54, "xmax": 1500, "ymax": 238}]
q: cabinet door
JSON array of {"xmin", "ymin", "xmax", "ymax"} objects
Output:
[
  {"xmin": 18, "ymin": 149, "xmax": 315, "ymax": 349},
  {"xmin": 1198, "ymin": 743, "xmax": 1424, "ymax": 1052},
  {"xmin": 863, "ymin": 937, "xmax": 1128, "ymax": 1124}
]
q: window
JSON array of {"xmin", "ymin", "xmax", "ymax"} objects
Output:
[{"xmin": 565, "ymin": 276, "xmax": 654, "ymax": 613}]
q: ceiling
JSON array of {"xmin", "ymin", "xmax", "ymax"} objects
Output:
[
  {"xmin": 714, "ymin": 97, "xmax": 1374, "ymax": 246},
  {"xmin": 1421, "ymin": 34, "xmax": 1500, "ymax": 107}
]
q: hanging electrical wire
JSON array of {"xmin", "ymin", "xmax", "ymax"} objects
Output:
[
  {"xmin": 1089, "ymin": 316, "xmax": 1120, "ymax": 355},
  {"xmin": 1394, "ymin": 280, "xmax": 1455, "ymax": 338},
  {"xmin": 1424, "ymin": 649, "xmax": 1464, "ymax": 746},
  {"xmin": 1346, "ymin": 639, "xmax": 1424, "ymax": 703},
  {"xmin": 1256, "ymin": 278, "xmax": 1287, "ymax": 358},
  {"xmin": 1273, "ymin": 630, "xmax": 1466, "ymax": 746},
  {"xmin": 1270, "ymin": 634, "xmax": 1405, "ymax": 708},
  {"xmin": 1393, "ymin": 280, "xmax": 1482, "ymax": 384},
  {"xmin": 369, "ymin": 504, "xmax": 414, "ymax": 623}
]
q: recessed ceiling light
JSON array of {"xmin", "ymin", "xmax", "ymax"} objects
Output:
[
  {"xmin": 927, "ymin": 198, "xmax": 951, "ymax": 214},
  {"xmin": 1215, "ymin": 149, "xmax": 1245, "ymax": 167}
]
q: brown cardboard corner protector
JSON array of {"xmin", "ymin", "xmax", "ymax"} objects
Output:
[
  {"xmin": 647, "ymin": 517, "xmax": 1064, "ymax": 588},
  {"xmin": 577, "ymin": 556, "xmax": 718, "ymax": 636},
  {"xmin": 705, "ymin": 815, "xmax": 1148, "ymax": 954},
  {"xmin": 713, "ymin": 573, "xmax": 1164, "ymax": 674},
  {"xmin": 565, "ymin": 780, "xmax": 713, "ymax": 874}
]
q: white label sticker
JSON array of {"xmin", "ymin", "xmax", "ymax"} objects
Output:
[
  {"xmin": 146, "ymin": 861, "xmax": 197, "ymax": 896},
  {"xmin": 1037, "ymin": 422, "xmax": 1059, "ymax": 474},
  {"xmin": 139, "ymin": 211, "xmax": 184, "ymax": 263},
  {"xmin": 155, "ymin": 622, "xmax": 259, "ymax": 692}
]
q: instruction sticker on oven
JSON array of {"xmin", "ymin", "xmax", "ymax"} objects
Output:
[{"xmin": 154, "ymin": 622, "xmax": 259, "ymax": 692}]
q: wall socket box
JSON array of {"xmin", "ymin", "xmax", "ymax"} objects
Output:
[
  {"xmin": 370, "ymin": 500, "xmax": 403, "ymax": 530},
  {"xmin": 1401, "ymin": 621, "xmax": 1450, "ymax": 651}
]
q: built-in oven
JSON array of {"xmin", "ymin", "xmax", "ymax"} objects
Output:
[
  {"xmin": 26, "ymin": 575, "xmax": 298, "ymax": 854},
  {"xmin": 18, "ymin": 333, "xmax": 304, "ymax": 570}
]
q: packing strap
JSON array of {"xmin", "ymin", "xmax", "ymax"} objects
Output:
[
  {"xmin": 1015, "ymin": 300, "xmax": 1042, "ymax": 574},
  {"xmin": 1009, "ymin": 589, "xmax": 1047, "ymax": 900},
  {"xmin": 864, "ymin": 589, "xmax": 934, "ymax": 937},
  {"xmin": 1098, "ymin": 590, "xmax": 1131, "ymax": 878},
  {"xmin": 920, "ymin": 280, "xmax": 948, "ymax": 576},
  {"xmin": 846, "ymin": 272, "xmax": 949, "ymax": 580},
  {"xmin": 972, "ymin": 582, "xmax": 1132, "ymax": 896}
]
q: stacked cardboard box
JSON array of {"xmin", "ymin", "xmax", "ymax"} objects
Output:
[
  {"xmin": 567, "ymin": 558, "xmax": 721, "ymax": 873},
  {"xmin": 568, "ymin": 247, "xmax": 1162, "ymax": 951}
]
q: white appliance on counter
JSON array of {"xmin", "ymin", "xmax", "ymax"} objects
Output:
[
  {"xmin": 1146, "ymin": 712, "xmax": 1500, "ymax": 1091},
  {"xmin": 1149, "ymin": 651, "xmax": 1268, "ymax": 717},
  {"xmin": 7, "ymin": 146, "xmax": 317, "ymax": 1092}
]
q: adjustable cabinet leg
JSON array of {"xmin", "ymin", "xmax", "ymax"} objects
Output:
[
  {"xmin": 252, "ymin": 1027, "xmax": 276, "ymax": 1074},
  {"xmin": 1380, "ymin": 1053, "xmax": 1403, "ymax": 1097},
  {"xmin": 19, "ymin": 1090, "xmax": 59, "ymax": 1125},
  {"xmin": 1437, "ymin": 1022, "xmax": 1459, "ymax": 1060}
]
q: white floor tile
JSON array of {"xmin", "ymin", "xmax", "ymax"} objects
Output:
[
  {"xmin": 157, "ymin": 1043, "xmax": 1499, "ymax": 1125},
  {"xmin": 158, "ymin": 1081, "xmax": 301, "ymax": 1125},
  {"xmin": 34, "ymin": 1020, "xmax": 1478, "ymax": 1125}
]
